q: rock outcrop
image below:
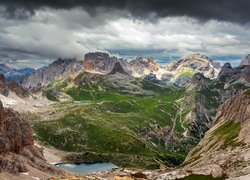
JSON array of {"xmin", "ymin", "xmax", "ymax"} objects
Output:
[
  {"xmin": 0, "ymin": 100, "xmax": 64, "ymax": 178},
  {"xmin": 23, "ymin": 58, "xmax": 84, "ymax": 90},
  {"xmin": 240, "ymin": 54, "xmax": 250, "ymax": 66},
  {"xmin": 83, "ymin": 52, "xmax": 130, "ymax": 74},
  {"xmin": 0, "ymin": 102, "xmax": 33, "ymax": 154},
  {"xmin": 129, "ymin": 57, "xmax": 161, "ymax": 78},
  {"xmin": 217, "ymin": 62, "xmax": 250, "ymax": 88},
  {"xmin": 108, "ymin": 62, "xmax": 129, "ymax": 75}
]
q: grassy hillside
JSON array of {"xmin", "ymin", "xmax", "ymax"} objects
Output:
[{"xmin": 32, "ymin": 73, "xmax": 189, "ymax": 168}]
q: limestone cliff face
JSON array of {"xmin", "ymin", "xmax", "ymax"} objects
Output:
[
  {"xmin": 215, "ymin": 89, "xmax": 250, "ymax": 124},
  {"xmin": 129, "ymin": 57, "xmax": 161, "ymax": 78},
  {"xmin": 181, "ymin": 73, "xmax": 215, "ymax": 140},
  {"xmin": 0, "ymin": 102, "xmax": 33, "ymax": 154},
  {"xmin": 23, "ymin": 58, "xmax": 84, "ymax": 90},
  {"xmin": 217, "ymin": 62, "xmax": 250, "ymax": 88},
  {"xmin": 108, "ymin": 62, "xmax": 129, "ymax": 75},
  {"xmin": 0, "ymin": 100, "xmax": 64, "ymax": 177},
  {"xmin": 214, "ymin": 89, "xmax": 250, "ymax": 143},
  {"xmin": 83, "ymin": 52, "xmax": 130, "ymax": 74},
  {"xmin": 183, "ymin": 90, "xmax": 250, "ymax": 178}
]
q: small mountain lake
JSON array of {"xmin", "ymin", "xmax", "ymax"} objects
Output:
[{"xmin": 55, "ymin": 162, "xmax": 118, "ymax": 174}]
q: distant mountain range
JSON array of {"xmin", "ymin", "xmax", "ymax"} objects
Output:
[
  {"xmin": 18, "ymin": 52, "xmax": 225, "ymax": 90},
  {"xmin": 0, "ymin": 64, "xmax": 34, "ymax": 83}
]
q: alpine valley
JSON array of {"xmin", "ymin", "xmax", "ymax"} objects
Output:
[{"xmin": 0, "ymin": 52, "xmax": 249, "ymax": 180}]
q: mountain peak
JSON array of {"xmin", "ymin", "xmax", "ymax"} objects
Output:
[
  {"xmin": 23, "ymin": 58, "xmax": 84, "ymax": 90},
  {"xmin": 129, "ymin": 56, "xmax": 160, "ymax": 77},
  {"xmin": 222, "ymin": 62, "xmax": 232, "ymax": 69},
  {"xmin": 108, "ymin": 62, "xmax": 128, "ymax": 75},
  {"xmin": 240, "ymin": 54, "xmax": 250, "ymax": 66},
  {"xmin": 167, "ymin": 54, "xmax": 221, "ymax": 81},
  {"xmin": 83, "ymin": 52, "xmax": 125, "ymax": 73},
  {"xmin": 51, "ymin": 58, "xmax": 77, "ymax": 66},
  {"xmin": 84, "ymin": 52, "xmax": 111, "ymax": 61}
]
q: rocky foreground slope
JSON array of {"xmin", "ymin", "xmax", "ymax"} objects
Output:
[
  {"xmin": 182, "ymin": 89, "xmax": 250, "ymax": 179},
  {"xmin": 0, "ymin": 100, "xmax": 65, "ymax": 179}
]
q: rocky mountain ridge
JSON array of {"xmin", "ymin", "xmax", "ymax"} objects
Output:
[
  {"xmin": 83, "ymin": 52, "xmax": 130, "ymax": 74},
  {"xmin": 0, "ymin": 74, "xmax": 29, "ymax": 98},
  {"xmin": 0, "ymin": 64, "xmax": 34, "ymax": 83},
  {"xmin": 23, "ymin": 58, "xmax": 84, "ymax": 90},
  {"xmin": 22, "ymin": 52, "xmax": 223, "ymax": 90}
]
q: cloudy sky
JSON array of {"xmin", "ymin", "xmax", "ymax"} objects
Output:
[{"xmin": 0, "ymin": 0, "xmax": 249, "ymax": 68}]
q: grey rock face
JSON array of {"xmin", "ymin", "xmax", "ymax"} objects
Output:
[
  {"xmin": 129, "ymin": 57, "xmax": 160, "ymax": 77},
  {"xmin": 108, "ymin": 62, "xmax": 129, "ymax": 75},
  {"xmin": 143, "ymin": 73, "xmax": 165, "ymax": 85},
  {"xmin": 240, "ymin": 54, "xmax": 250, "ymax": 66},
  {"xmin": 83, "ymin": 52, "xmax": 130, "ymax": 74},
  {"xmin": 217, "ymin": 63, "xmax": 250, "ymax": 87},
  {"xmin": 23, "ymin": 58, "xmax": 84, "ymax": 90}
]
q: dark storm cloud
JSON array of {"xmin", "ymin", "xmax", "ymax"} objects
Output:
[{"xmin": 0, "ymin": 0, "xmax": 250, "ymax": 23}]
